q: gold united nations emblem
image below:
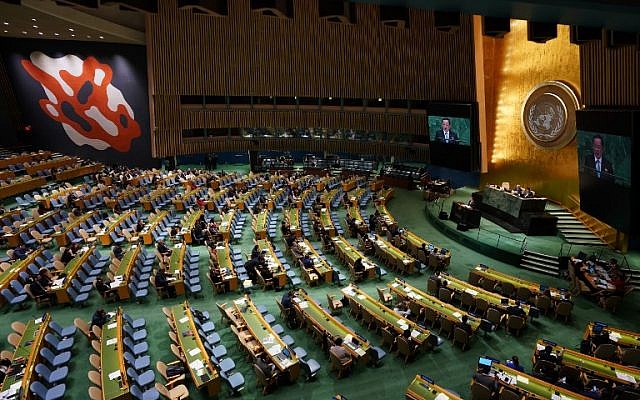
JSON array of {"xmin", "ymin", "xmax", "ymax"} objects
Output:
[{"xmin": 521, "ymin": 81, "xmax": 581, "ymax": 150}]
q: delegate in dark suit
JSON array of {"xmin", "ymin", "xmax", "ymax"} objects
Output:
[
  {"xmin": 434, "ymin": 129, "xmax": 459, "ymax": 144},
  {"xmin": 583, "ymin": 155, "xmax": 614, "ymax": 182}
]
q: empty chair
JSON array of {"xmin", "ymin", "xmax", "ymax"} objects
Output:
[
  {"xmin": 127, "ymin": 367, "xmax": 156, "ymax": 390},
  {"xmin": 219, "ymin": 370, "xmax": 245, "ymax": 396},
  {"xmin": 39, "ymin": 347, "xmax": 71, "ymax": 368},
  {"xmin": 154, "ymin": 382, "xmax": 189, "ymax": 400},
  {"xmin": 124, "ymin": 351, "xmax": 151, "ymax": 372},
  {"xmin": 1, "ymin": 288, "xmax": 28, "ymax": 309},
  {"xmin": 35, "ymin": 363, "xmax": 68, "ymax": 385},
  {"xmin": 30, "ymin": 381, "xmax": 65, "ymax": 400},
  {"xmin": 45, "ymin": 333, "xmax": 74, "ymax": 352},
  {"xmin": 66, "ymin": 286, "xmax": 90, "ymax": 305},
  {"xmin": 452, "ymin": 327, "xmax": 471, "ymax": 351}
]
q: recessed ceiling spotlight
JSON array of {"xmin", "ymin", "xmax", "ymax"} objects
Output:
[
  {"xmin": 3, "ymin": 22, "xmax": 8, "ymax": 26},
  {"xmin": 31, "ymin": 18, "xmax": 37, "ymax": 22},
  {"xmin": 38, "ymin": 32, "xmax": 43, "ymax": 35},
  {"xmin": 21, "ymin": 31, "xmax": 27, "ymax": 35},
  {"xmin": 86, "ymin": 34, "xmax": 91, "ymax": 38},
  {"xmin": 33, "ymin": 25, "xmax": 38, "ymax": 29},
  {"xmin": 3, "ymin": 30, "xmax": 7, "ymax": 33},
  {"xmin": 68, "ymin": 28, "xmax": 74, "ymax": 32},
  {"xmin": 99, "ymin": 35, "xmax": 104, "ymax": 39},
  {"xmin": 328, "ymin": 97, "xmax": 333, "ymax": 100},
  {"xmin": 70, "ymin": 33, "xmax": 75, "ymax": 37},
  {"xmin": 378, "ymin": 98, "xmax": 383, "ymax": 102},
  {"xmin": 54, "ymin": 32, "xmax": 59, "ymax": 36}
]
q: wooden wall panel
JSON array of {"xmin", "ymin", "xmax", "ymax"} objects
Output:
[
  {"xmin": 146, "ymin": 0, "xmax": 476, "ymax": 157},
  {"xmin": 580, "ymin": 41, "xmax": 640, "ymax": 107},
  {"xmin": 180, "ymin": 137, "xmax": 429, "ymax": 161}
]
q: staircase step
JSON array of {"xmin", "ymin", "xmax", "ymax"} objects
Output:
[
  {"xmin": 523, "ymin": 250, "xmax": 559, "ymax": 263},
  {"xmin": 559, "ymin": 228, "xmax": 598, "ymax": 234},
  {"xmin": 521, "ymin": 257, "xmax": 560, "ymax": 271},
  {"xmin": 562, "ymin": 239, "xmax": 607, "ymax": 246},
  {"xmin": 519, "ymin": 262, "xmax": 559, "ymax": 277}
]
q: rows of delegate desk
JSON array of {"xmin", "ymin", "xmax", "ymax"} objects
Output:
[{"xmin": 0, "ymin": 156, "xmax": 636, "ymax": 400}]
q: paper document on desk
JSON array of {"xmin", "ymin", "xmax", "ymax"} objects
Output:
[
  {"xmin": 391, "ymin": 282, "xmax": 399, "ymax": 288},
  {"xmin": 609, "ymin": 332, "xmax": 621, "ymax": 342},
  {"xmin": 615, "ymin": 371, "xmax": 636, "ymax": 384},
  {"xmin": 188, "ymin": 348, "xmax": 201, "ymax": 357},
  {"xmin": 108, "ymin": 370, "xmax": 121, "ymax": 380},
  {"xmin": 189, "ymin": 359, "xmax": 204, "ymax": 370},
  {"xmin": 536, "ymin": 343, "xmax": 546, "ymax": 351},
  {"xmin": 268, "ymin": 344, "xmax": 282, "ymax": 356},
  {"xmin": 411, "ymin": 330, "xmax": 421, "ymax": 339},
  {"xmin": 179, "ymin": 316, "xmax": 189, "ymax": 324},
  {"xmin": 298, "ymin": 301, "xmax": 309, "ymax": 309},
  {"xmin": 516, "ymin": 375, "xmax": 529, "ymax": 384},
  {"xmin": 434, "ymin": 393, "xmax": 450, "ymax": 400},
  {"xmin": 355, "ymin": 347, "xmax": 366, "ymax": 356},
  {"xmin": 356, "ymin": 294, "xmax": 365, "ymax": 300},
  {"xmin": 452, "ymin": 312, "xmax": 462, "ymax": 319},
  {"xmin": 465, "ymin": 289, "xmax": 478, "ymax": 296},
  {"xmin": 107, "ymin": 322, "xmax": 117, "ymax": 330},
  {"xmin": 403, "ymin": 286, "xmax": 411, "ymax": 293},
  {"xmin": 106, "ymin": 338, "xmax": 117, "ymax": 346}
]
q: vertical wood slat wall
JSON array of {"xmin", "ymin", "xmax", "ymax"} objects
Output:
[
  {"xmin": 580, "ymin": 41, "xmax": 640, "ymax": 107},
  {"xmin": 146, "ymin": 0, "xmax": 476, "ymax": 157}
]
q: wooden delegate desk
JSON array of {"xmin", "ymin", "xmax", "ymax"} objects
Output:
[
  {"xmin": 405, "ymin": 374, "xmax": 463, "ymax": 400},
  {"xmin": 571, "ymin": 258, "xmax": 618, "ymax": 294},
  {"xmin": 5, "ymin": 210, "xmax": 59, "ymax": 248},
  {"xmin": 141, "ymin": 188, "xmax": 173, "ymax": 211},
  {"xmin": 284, "ymin": 208, "xmax": 302, "ymax": 237},
  {"xmin": 170, "ymin": 302, "xmax": 221, "ymax": 396},
  {"xmin": 375, "ymin": 203, "xmax": 398, "ymax": 231},
  {"xmin": 141, "ymin": 211, "xmax": 169, "ymax": 245},
  {"xmin": 369, "ymin": 179, "xmax": 384, "ymax": 192},
  {"xmin": 292, "ymin": 289, "xmax": 370, "ymax": 364},
  {"xmin": 0, "ymin": 151, "xmax": 51, "ymax": 169},
  {"xmin": 252, "ymin": 210, "xmax": 269, "ymax": 240},
  {"xmin": 0, "ymin": 176, "xmax": 47, "ymax": 200},
  {"xmin": 167, "ymin": 244, "xmax": 186, "ymax": 296},
  {"xmin": 54, "ymin": 210, "xmax": 95, "ymax": 246},
  {"xmin": 0, "ymin": 170, "xmax": 15, "ymax": 182},
  {"xmin": 54, "ymin": 163, "xmax": 102, "ymax": 181},
  {"xmin": 294, "ymin": 239, "xmax": 333, "ymax": 283},
  {"xmin": 341, "ymin": 284, "xmax": 435, "ymax": 348},
  {"xmin": 341, "ymin": 177, "xmax": 358, "ymax": 193},
  {"xmin": 320, "ymin": 188, "xmax": 340, "ymax": 208},
  {"xmin": 100, "ymin": 309, "xmax": 130, "ymax": 400},
  {"xmin": 346, "ymin": 206, "xmax": 368, "ymax": 234},
  {"xmin": 533, "ymin": 339, "xmax": 640, "ymax": 386},
  {"xmin": 297, "ymin": 188, "xmax": 315, "ymax": 209},
  {"xmin": 332, "ymin": 236, "xmax": 376, "ymax": 279},
  {"xmin": 0, "ymin": 314, "xmax": 51, "ymax": 400},
  {"xmin": 179, "ymin": 209, "xmax": 203, "ymax": 244},
  {"xmin": 403, "ymin": 230, "xmax": 451, "ymax": 268},
  {"xmin": 172, "ymin": 187, "xmax": 202, "ymax": 212},
  {"xmin": 583, "ymin": 322, "xmax": 640, "ymax": 349},
  {"xmin": 318, "ymin": 208, "xmax": 336, "ymax": 237},
  {"xmin": 218, "ymin": 210, "xmax": 236, "ymax": 242},
  {"xmin": 97, "ymin": 210, "xmax": 136, "ymax": 246},
  {"xmin": 49, "ymin": 245, "xmax": 94, "ymax": 304},
  {"xmin": 25, "ymin": 156, "xmax": 76, "ymax": 175},
  {"xmin": 267, "ymin": 188, "xmax": 286, "ymax": 210},
  {"xmin": 440, "ymin": 274, "xmax": 532, "ymax": 317},
  {"xmin": 470, "ymin": 265, "xmax": 569, "ymax": 302},
  {"xmin": 388, "ymin": 279, "xmax": 481, "ymax": 334},
  {"xmin": 490, "ymin": 362, "xmax": 589, "ymax": 400},
  {"xmin": 0, "ymin": 248, "xmax": 43, "ymax": 306},
  {"xmin": 255, "ymin": 239, "xmax": 288, "ymax": 288},
  {"xmin": 110, "ymin": 245, "xmax": 141, "ymax": 300},
  {"xmin": 233, "ymin": 296, "xmax": 300, "ymax": 382},
  {"xmin": 212, "ymin": 244, "xmax": 239, "ymax": 292},
  {"xmin": 376, "ymin": 188, "xmax": 394, "ymax": 205},
  {"xmin": 373, "ymin": 234, "xmax": 417, "ymax": 275}
]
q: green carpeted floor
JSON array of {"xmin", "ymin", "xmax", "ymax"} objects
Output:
[{"xmin": 1, "ymin": 168, "xmax": 639, "ymax": 400}]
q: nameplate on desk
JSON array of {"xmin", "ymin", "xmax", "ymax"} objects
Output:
[
  {"xmin": 108, "ymin": 370, "xmax": 121, "ymax": 380},
  {"xmin": 615, "ymin": 371, "xmax": 636, "ymax": 384}
]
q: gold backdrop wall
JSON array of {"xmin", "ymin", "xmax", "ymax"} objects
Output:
[{"xmin": 480, "ymin": 20, "xmax": 580, "ymax": 204}]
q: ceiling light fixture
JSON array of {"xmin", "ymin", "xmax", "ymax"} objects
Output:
[
  {"xmin": 3, "ymin": 22, "xmax": 8, "ymax": 26},
  {"xmin": 33, "ymin": 25, "xmax": 38, "ymax": 28},
  {"xmin": 38, "ymin": 32, "xmax": 43, "ymax": 35},
  {"xmin": 99, "ymin": 35, "xmax": 104, "ymax": 39},
  {"xmin": 54, "ymin": 32, "xmax": 59, "ymax": 36},
  {"xmin": 68, "ymin": 28, "xmax": 74, "ymax": 32},
  {"xmin": 3, "ymin": 30, "xmax": 7, "ymax": 33},
  {"xmin": 71, "ymin": 33, "xmax": 75, "ymax": 37},
  {"xmin": 21, "ymin": 31, "xmax": 27, "ymax": 34},
  {"xmin": 31, "ymin": 18, "xmax": 37, "ymax": 22}
]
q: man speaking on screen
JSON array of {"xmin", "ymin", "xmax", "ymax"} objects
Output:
[
  {"xmin": 434, "ymin": 117, "xmax": 459, "ymax": 144},
  {"xmin": 584, "ymin": 135, "xmax": 614, "ymax": 182}
]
